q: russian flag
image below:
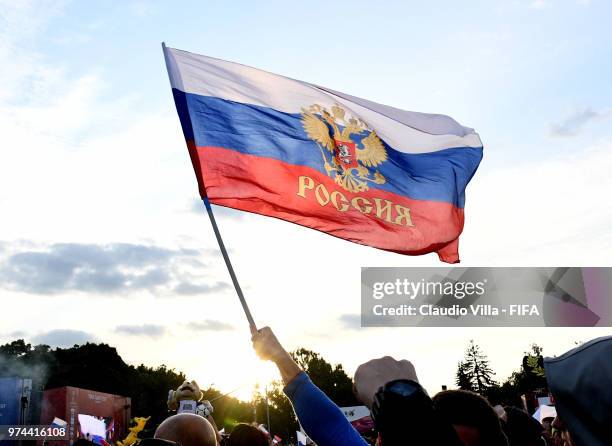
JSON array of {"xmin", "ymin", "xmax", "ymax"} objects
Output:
[
  {"xmin": 51, "ymin": 417, "xmax": 68, "ymax": 428},
  {"xmin": 163, "ymin": 45, "xmax": 483, "ymax": 263}
]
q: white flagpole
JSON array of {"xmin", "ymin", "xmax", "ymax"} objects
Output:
[{"xmin": 202, "ymin": 197, "xmax": 257, "ymax": 331}]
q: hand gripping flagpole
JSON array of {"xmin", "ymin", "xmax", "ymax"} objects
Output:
[{"xmin": 202, "ymin": 197, "xmax": 257, "ymax": 332}]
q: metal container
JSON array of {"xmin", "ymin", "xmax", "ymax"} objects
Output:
[
  {"xmin": 0, "ymin": 377, "xmax": 33, "ymax": 425},
  {"xmin": 40, "ymin": 387, "xmax": 130, "ymax": 446}
]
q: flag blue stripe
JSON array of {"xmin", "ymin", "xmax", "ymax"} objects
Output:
[{"xmin": 172, "ymin": 89, "xmax": 483, "ymax": 208}]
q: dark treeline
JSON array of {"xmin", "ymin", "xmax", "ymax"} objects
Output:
[
  {"xmin": 0, "ymin": 339, "xmax": 356, "ymax": 440},
  {"xmin": 455, "ymin": 341, "xmax": 549, "ymax": 409}
]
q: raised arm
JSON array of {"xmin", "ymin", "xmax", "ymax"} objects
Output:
[{"xmin": 251, "ymin": 327, "xmax": 367, "ymax": 446}]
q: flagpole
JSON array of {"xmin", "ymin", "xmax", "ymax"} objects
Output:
[{"xmin": 202, "ymin": 197, "xmax": 257, "ymax": 331}]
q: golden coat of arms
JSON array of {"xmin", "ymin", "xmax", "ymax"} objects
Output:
[{"xmin": 301, "ymin": 104, "xmax": 387, "ymax": 193}]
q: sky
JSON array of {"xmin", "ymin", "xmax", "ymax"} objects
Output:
[{"xmin": 1, "ymin": 0, "xmax": 612, "ymax": 401}]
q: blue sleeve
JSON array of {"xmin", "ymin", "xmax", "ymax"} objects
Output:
[{"xmin": 284, "ymin": 372, "xmax": 368, "ymax": 446}]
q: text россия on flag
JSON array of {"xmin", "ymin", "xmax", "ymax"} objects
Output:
[{"xmin": 163, "ymin": 45, "xmax": 483, "ymax": 263}]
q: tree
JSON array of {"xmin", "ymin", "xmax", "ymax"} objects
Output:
[
  {"xmin": 456, "ymin": 360, "xmax": 474, "ymax": 391},
  {"xmin": 0, "ymin": 339, "xmax": 32, "ymax": 357},
  {"xmin": 514, "ymin": 343, "xmax": 547, "ymax": 393},
  {"xmin": 458, "ymin": 340, "xmax": 497, "ymax": 394},
  {"xmin": 128, "ymin": 363, "xmax": 187, "ymax": 429},
  {"xmin": 484, "ymin": 344, "xmax": 548, "ymax": 408},
  {"xmin": 529, "ymin": 344, "xmax": 543, "ymax": 356},
  {"xmin": 291, "ymin": 348, "xmax": 358, "ymax": 407},
  {"xmin": 251, "ymin": 383, "xmax": 299, "ymax": 441}
]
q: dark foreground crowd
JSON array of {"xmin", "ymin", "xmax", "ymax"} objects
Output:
[{"xmin": 139, "ymin": 330, "xmax": 611, "ymax": 446}]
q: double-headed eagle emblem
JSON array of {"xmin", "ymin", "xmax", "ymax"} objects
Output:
[{"xmin": 301, "ymin": 104, "xmax": 387, "ymax": 193}]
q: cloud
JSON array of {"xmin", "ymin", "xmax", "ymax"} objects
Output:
[
  {"xmin": 338, "ymin": 314, "xmax": 362, "ymax": 330},
  {"xmin": 530, "ymin": 0, "xmax": 551, "ymax": 9},
  {"xmin": 32, "ymin": 329, "xmax": 98, "ymax": 347},
  {"xmin": 0, "ymin": 242, "xmax": 228, "ymax": 296},
  {"xmin": 549, "ymin": 107, "xmax": 610, "ymax": 137},
  {"xmin": 0, "ymin": 1, "xmax": 66, "ymax": 103},
  {"xmin": 1, "ymin": 330, "xmax": 27, "ymax": 339},
  {"xmin": 465, "ymin": 141, "xmax": 612, "ymax": 264},
  {"xmin": 173, "ymin": 281, "xmax": 230, "ymax": 295},
  {"xmin": 129, "ymin": 1, "xmax": 157, "ymax": 18},
  {"xmin": 187, "ymin": 319, "xmax": 234, "ymax": 332},
  {"xmin": 115, "ymin": 324, "xmax": 166, "ymax": 338}
]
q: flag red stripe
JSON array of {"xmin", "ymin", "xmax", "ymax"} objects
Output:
[{"xmin": 190, "ymin": 144, "xmax": 464, "ymax": 262}]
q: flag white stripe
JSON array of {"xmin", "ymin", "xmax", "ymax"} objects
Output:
[
  {"xmin": 164, "ymin": 46, "xmax": 482, "ymax": 154},
  {"xmin": 313, "ymin": 84, "xmax": 474, "ymax": 137}
]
